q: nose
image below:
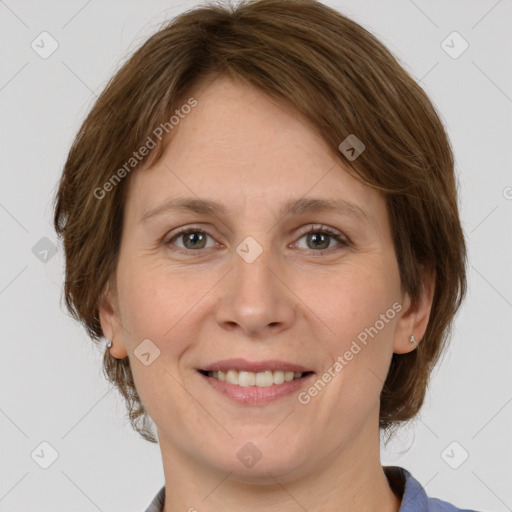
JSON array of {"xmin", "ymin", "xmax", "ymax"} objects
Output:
[{"xmin": 214, "ymin": 237, "xmax": 297, "ymax": 339}]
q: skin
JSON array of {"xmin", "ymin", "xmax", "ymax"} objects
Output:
[{"xmin": 100, "ymin": 75, "xmax": 435, "ymax": 512}]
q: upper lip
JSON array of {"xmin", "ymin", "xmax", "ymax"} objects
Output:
[{"xmin": 199, "ymin": 358, "xmax": 314, "ymax": 373}]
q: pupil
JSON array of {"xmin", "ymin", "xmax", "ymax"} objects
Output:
[
  {"xmin": 185, "ymin": 232, "xmax": 205, "ymax": 249},
  {"xmin": 309, "ymin": 233, "xmax": 328, "ymax": 250}
]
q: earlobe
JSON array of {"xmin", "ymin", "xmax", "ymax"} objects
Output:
[{"xmin": 393, "ymin": 269, "xmax": 436, "ymax": 354}]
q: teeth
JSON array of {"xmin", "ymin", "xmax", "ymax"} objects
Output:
[{"xmin": 207, "ymin": 369, "xmax": 305, "ymax": 387}]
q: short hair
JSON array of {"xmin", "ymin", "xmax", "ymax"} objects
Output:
[{"xmin": 53, "ymin": 0, "xmax": 467, "ymax": 443}]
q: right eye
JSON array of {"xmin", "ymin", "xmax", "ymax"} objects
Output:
[{"xmin": 165, "ymin": 227, "xmax": 218, "ymax": 253}]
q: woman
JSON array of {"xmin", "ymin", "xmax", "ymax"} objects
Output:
[{"xmin": 53, "ymin": 1, "xmax": 479, "ymax": 510}]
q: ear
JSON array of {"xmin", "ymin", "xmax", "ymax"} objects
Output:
[
  {"xmin": 98, "ymin": 279, "xmax": 128, "ymax": 359},
  {"xmin": 393, "ymin": 268, "xmax": 436, "ymax": 354}
]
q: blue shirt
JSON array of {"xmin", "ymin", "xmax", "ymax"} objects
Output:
[{"xmin": 144, "ymin": 466, "xmax": 480, "ymax": 511}]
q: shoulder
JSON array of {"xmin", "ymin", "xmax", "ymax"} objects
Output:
[
  {"xmin": 426, "ymin": 497, "xmax": 480, "ymax": 512},
  {"xmin": 384, "ymin": 466, "xmax": 482, "ymax": 512}
]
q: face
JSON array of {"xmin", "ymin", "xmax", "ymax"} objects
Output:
[{"xmin": 101, "ymin": 75, "xmax": 429, "ymax": 482}]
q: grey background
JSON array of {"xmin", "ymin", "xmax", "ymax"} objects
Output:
[{"xmin": 1, "ymin": 0, "xmax": 511, "ymax": 511}]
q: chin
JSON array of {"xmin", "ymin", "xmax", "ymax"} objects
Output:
[{"xmin": 204, "ymin": 441, "xmax": 311, "ymax": 483}]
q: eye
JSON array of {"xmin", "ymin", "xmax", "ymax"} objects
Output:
[
  {"xmin": 293, "ymin": 225, "xmax": 349, "ymax": 255},
  {"xmin": 165, "ymin": 227, "xmax": 217, "ymax": 252},
  {"xmin": 165, "ymin": 224, "xmax": 350, "ymax": 256}
]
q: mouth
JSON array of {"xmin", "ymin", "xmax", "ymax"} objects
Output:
[
  {"xmin": 195, "ymin": 358, "xmax": 316, "ymax": 404},
  {"xmin": 197, "ymin": 369, "xmax": 315, "ymax": 387},
  {"xmin": 196, "ymin": 366, "xmax": 316, "ymax": 405}
]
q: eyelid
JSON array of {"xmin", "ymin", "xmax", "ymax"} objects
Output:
[{"xmin": 294, "ymin": 223, "xmax": 346, "ymax": 241}]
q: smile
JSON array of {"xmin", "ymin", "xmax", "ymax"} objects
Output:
[
  {"xmin": 197, "ymin": 369, "xmax": 315, "ymax": 405},
  {"xmin": 199, "ymin": 369, "xmax": 312, "ymax": 387}
]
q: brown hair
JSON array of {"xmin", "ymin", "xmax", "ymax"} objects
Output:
[{"xmin": 53, "ymin": 0, "xmax": 467, "ymax": 443}]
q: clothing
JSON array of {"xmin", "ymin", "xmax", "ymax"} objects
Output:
[
  {"xmin": 144, "ymin": 465, "xmax": 480, "ymax": 511},
  {"xmin": 145, "ymin": 485, "xmax": 165, "ymax": 512}
]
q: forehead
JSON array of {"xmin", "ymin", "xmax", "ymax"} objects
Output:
[{"xmin": 125, "ymin": 76, "xmax": 387, "ymax": 229}]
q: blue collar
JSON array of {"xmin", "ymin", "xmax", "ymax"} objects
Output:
[{"xmin": 385, "ymin": 466, "xmax": 479, "ymax": 512}]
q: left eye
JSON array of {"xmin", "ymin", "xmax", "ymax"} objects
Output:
[{"xmin": 295, "ymin": 227, "xmax": 348, "ymax": 252}]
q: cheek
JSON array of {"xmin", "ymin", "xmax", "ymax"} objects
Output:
[
  {"xmin": 117, "ymin": 258, "xmax": 188, "ymax": 338},
  {"xmin": 115, "ymin": 262, "xmax": 189, "ymax": 413},
  {"xmin": 312, "ymin": 279, "xmax": 397, "ymax": 421},
  {"xmin": 308, "ymin": 261, "xmax": 399, "ymax": 386},
  {"xmin": 310, "ymin": 264, "xmax": 396, "ymax": 338}
]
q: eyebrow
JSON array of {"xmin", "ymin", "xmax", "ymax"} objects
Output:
[{"xmin": 140, "ymin": 197, "xmax": 372, "ymax": 225}]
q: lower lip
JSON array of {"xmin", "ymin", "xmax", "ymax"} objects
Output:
[{"xmin": 198, "ymin": 371, "xmax": 315, "ymax": 405}]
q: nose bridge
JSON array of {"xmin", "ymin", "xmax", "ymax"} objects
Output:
[
  {"xmin": 235, "ymin": 233, "xmax": 276, "ymax": 295},
  {"xmin": 214, "ymin": 231, "xmax": 295, "ymax": 336}
]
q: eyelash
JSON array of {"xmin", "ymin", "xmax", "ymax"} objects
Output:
[{"xmin": 164, "ymin": 224, "xmax": 350, "ymax": 257}]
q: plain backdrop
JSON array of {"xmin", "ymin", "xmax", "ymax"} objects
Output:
[{"xmin": 1, "ymin": 1, "xmax": 511, "ymax": 511}]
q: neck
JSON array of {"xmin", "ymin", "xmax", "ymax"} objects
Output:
[{"xmin": 158, "ymin": 412, "xmax": 402, "ymax": 512}]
